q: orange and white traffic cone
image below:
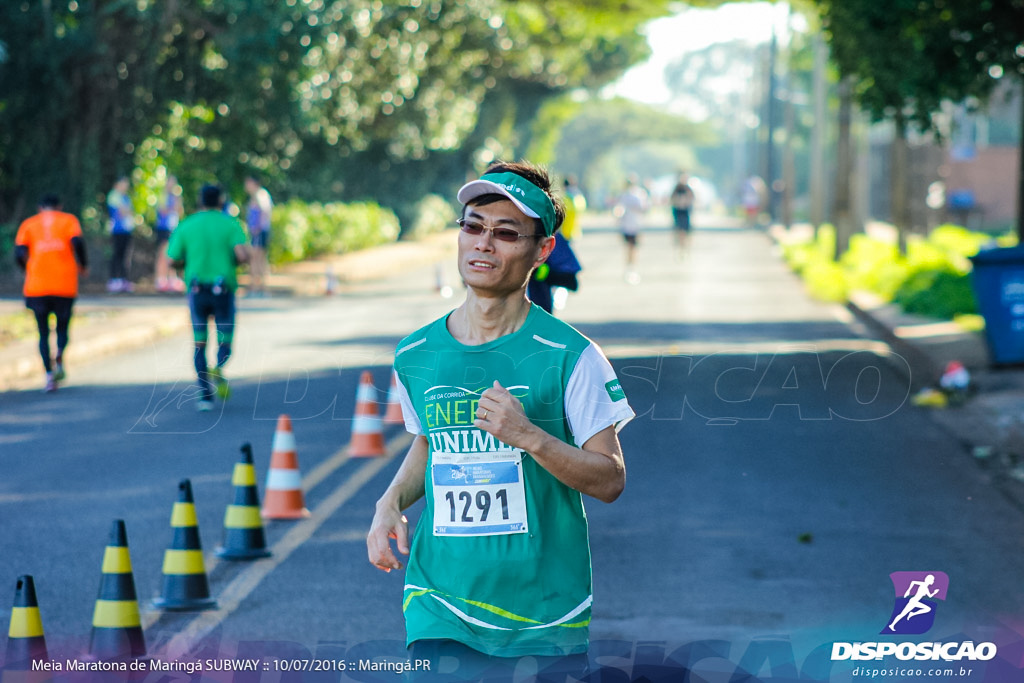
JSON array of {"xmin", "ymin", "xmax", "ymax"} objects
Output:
[
  {"xmin": 383, "ymin": 373, "xmax": 405, "ymax": 425},
  {"xmin": 350, "ymin": 371, "xmax": 386, "ymax": 457},
  {"xmin": 260, "ymin": 415, "xmax": 310, "ymax": 519}
]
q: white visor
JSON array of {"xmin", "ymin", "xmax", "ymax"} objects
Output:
[{"xmin": 457, "ymin": 179, "xmax": 541, "ymax": 219}]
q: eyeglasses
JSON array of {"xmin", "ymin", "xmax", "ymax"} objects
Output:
[{"xmin": 457, "ymin": 219, "xmax": 541, "ymax": 242}]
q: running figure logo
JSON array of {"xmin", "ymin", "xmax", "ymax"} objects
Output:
[{"xmin": 881, "ymin": 571, "xmax": 949, "ymax": 635}]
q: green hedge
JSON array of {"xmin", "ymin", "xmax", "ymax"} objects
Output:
[
  {"xmin": 402, "ymin": 193, "xmax": 456, "ymax": 240},
  {"xmin": 268, "ymin": 200, "xmax": 401, "ymax": 265},
  {"xmin": 782, "ymin": 224, "xmax": 1015, "ymax": 320}
]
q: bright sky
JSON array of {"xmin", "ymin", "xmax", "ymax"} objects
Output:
[{"xmin": 609, "ymin": 1, "xmax": 790, "ymax": 104}]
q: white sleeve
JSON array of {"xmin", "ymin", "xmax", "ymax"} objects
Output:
[
  {"xmin": 394, "ymin": 370, "xmax": 422, "ymax": 435},
  {"xmin": 565, "ymin": 343, "xmax": 635, "ymax": 448}
]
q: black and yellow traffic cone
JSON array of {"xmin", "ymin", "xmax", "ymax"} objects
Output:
[
  {"xmin": 88, "ymin": 520, "xmax": 146, "ymax": 660},
  {"xmin": 216, "ymin": 443, "xmax": 272, "ymax": 560},
  {"xmin": 4, "ymin": 575, "xmax": 47, "ymax": 669},
  {"xmin": 151, "ymin": 479, "xmax": 217, "ymax": 611}
]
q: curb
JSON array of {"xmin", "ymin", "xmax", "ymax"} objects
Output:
[
  {"xmin": 0, "ymin": 231, "xmax": 457, "ymax": 391},
  {"xmin": 845, "ymin": 296, "xmax": 944, "ymax": 392},
  {"xmin": 846, "ymin": 290, "xmax": 990, "ymax": 390},
  {"xmin": 0, "ymin": 307, "xmax": 191, "ymax": 392},
  {"xmin": 846, "ymin": 293, "xmax": 1024, "ymax": 512}
]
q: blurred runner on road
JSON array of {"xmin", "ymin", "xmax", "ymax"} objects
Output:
[
  {"xmin": 14, "ymin": 193, "xmax": 89, "ymax": 392},
  {"xmin": 166, "ymin": 183, "xmax": 249, "ymax": 411}
]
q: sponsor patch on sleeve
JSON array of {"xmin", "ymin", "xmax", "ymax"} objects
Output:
[{"xmin": 605, "ymin": 379, "xmax": 626, "ymax": 402}]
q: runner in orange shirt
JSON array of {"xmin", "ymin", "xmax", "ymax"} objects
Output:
[{"xmin": 14, "ymin": 194, "xmax": 89, "ymax": 392}]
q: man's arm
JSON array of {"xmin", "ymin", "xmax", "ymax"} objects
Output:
[
  {"xmin": 367, "ymin": 435, "xmax": 428, "ymax": 572},
  {"xmin": 233, "ymin": 243, "xmax": 250, "ymax": 265},
  {"xmin": 14, "ymin": 245, "xmax": 28, "ymax": 271},
  {"xmin": 166, "ymin": 232, "xmax": 184, "ymax": 270},
  {"xmin": 475, "ymin": 381, "xmax": 626, "ymax": 503},
  {"xmin": 71, "ymin": 236, "xmax": 88, "ymax": 273}
]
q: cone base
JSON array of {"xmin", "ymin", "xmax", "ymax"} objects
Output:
[
  {"xmin": 261, "ymin": 507, "xmax": 310, "ymax": 519},
  {"xmin": 215, "ymin": 546, "xmax": 272, "ymax": 560},
  {"xmin": 151, "ymin": 596, "xmax": 217, "ymax": 612},
  {"xmin": 4, "ymin": 638, "xmax": 48, "ymax": 671},
  {"xmin": 88, "ymin": 627, "xmax": 147, "ymax": 661}
]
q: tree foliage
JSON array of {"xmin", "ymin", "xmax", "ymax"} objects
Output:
[
  {"xmin": 816, "ymin": 0, "xmax": 1024, "ymax": 236},
  {"xmin": 0, "ymin": 0, "xmax": 675, "ymax": 232},
  {"xmin": 555, "ymin": 98, "xmax": 713, "ymax": 180},
  {"xmin": 818, "ymin": 0, "xmax": 1023, "ymax": 131}
]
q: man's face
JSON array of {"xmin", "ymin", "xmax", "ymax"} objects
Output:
[{"xmin": 457, "ymin": 199, "xmax": 553, "ymax": 297}]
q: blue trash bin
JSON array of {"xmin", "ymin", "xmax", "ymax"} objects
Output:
[{"xmin": 969, "ymin": 245, "xmax": 1024, "ymax": 365}]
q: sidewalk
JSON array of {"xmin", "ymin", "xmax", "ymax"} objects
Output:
[{"xmin": 0, "ymin": 229, "xmax": 456, "ymax": 392}]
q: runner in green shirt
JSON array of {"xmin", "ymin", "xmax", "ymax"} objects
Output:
[
  {"xmin": 166, "ymin": 184, "xmax": 249, "ymax": 411},
  {"xmin": 367, "ymin": 161, "xmax": 633, "ymax": 679}
]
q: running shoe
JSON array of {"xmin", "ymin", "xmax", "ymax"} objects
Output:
[
  {"xmin": 53, "ymin": 362, "xmax": 65, "ymax": 382},
  {"xmin": 210, "ymin": 366, "xmax": 231, "ymax": 401},
  {"xmin": 44, "ymin": 374, "xmax": 58, "ymax": 393},
  {"xmin": 196, "ymin": 399, "xmax": 214, "ymax": 412}
]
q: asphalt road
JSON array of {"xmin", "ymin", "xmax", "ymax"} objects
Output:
[{"xmin": 2, "ymin": 217, "xmax": 1023, "ymax": 681}]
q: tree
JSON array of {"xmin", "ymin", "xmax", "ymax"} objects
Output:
[
  {"xmin": 817, "ymin": 0, "xmax": 1024, "ymax": 241},
  {"xmin": 0, "ymin": 0, "xmax": 677, "ymax": 234},
  {"xmin": 553, "ymin": 97, "xmax": 713, "ymax": 199}
]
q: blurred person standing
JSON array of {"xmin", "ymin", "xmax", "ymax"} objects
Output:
[
  {"xmin": 14, "ymin": 193, "xmax": 88, "ymax": 393},
  {"xmin": 669, "ymin": 172, "xmax": 696, "ymax": 253},
  {"xmin": 616, "ymin": 174, "xmax": 647, "ymax": 284},
  {"xmin": 154, "ymin": 174, "xmax": 185, "ymax": 292},
  {"xmin": 742, "ymin": 175, "xmax": 764, "ymax": 227},
  {"xmin": 166, "ymin": 184, "xmax": 249, "ymax": 412},
  {"xmin": 243, "ymin": 175, "xmax": 273, "ymax": 297},
  {"xmin": 527, "ymin": 231, "xmax": 582, "ymax": 314},
  {"xmin": 560, "ymin": 175, "xmax": 586, "ymax": 243},
  {"xmin": 106, "ymin": 176, "xmax": 136, "ymax": 292}
]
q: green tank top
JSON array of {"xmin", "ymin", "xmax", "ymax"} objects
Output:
[{"xmin": 393, "ymin": 304, "xmax": 633, "ymax": 657}]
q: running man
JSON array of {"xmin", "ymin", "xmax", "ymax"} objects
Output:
[
  {"xmin": 14, "ymin": 193, "xmax": 89, "ymax": 392},
  {"xmin": 888, "ymin": 574, "xmax": 940, "ymax": 631},
  {"xmin": 166, "ymin": 184, "xmax": 249, "ymax": 411},
  {"xmin": 669, "ymin": 171, "xmax": 695, "ymax": 252},
  {"xmin": 367, "ymin": 161, "xmax": 634, "ymax": 680},
  {"xmin": 616, "ymin": 174, "xmax": 647, "ymax": 283}
]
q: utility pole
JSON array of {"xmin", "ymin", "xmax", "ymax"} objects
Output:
[
  {"xmin": 765, "ymin": 25, "xmax": 778, "ymax": 223},
  {"xmin": 834, "ymin": 76, "xmax": 855, "ymax": 260},
  {"xmin": 810, "ymin": 32, "xmax": 827, "ymax": 232}
]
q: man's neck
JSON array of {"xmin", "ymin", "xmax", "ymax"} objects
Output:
[{"xmin": 449, "ymin": 291, "xmax": 532, "ymax": 345}]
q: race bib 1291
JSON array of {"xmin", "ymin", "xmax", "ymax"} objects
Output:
[{"xmin": 431, "ymin": 450, "xmax": 528, "ymax": 536}]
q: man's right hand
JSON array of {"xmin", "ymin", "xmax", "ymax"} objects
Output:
[{"xmin": 367, "ymin": 503, "xmax": 410, "ymax": 572}]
